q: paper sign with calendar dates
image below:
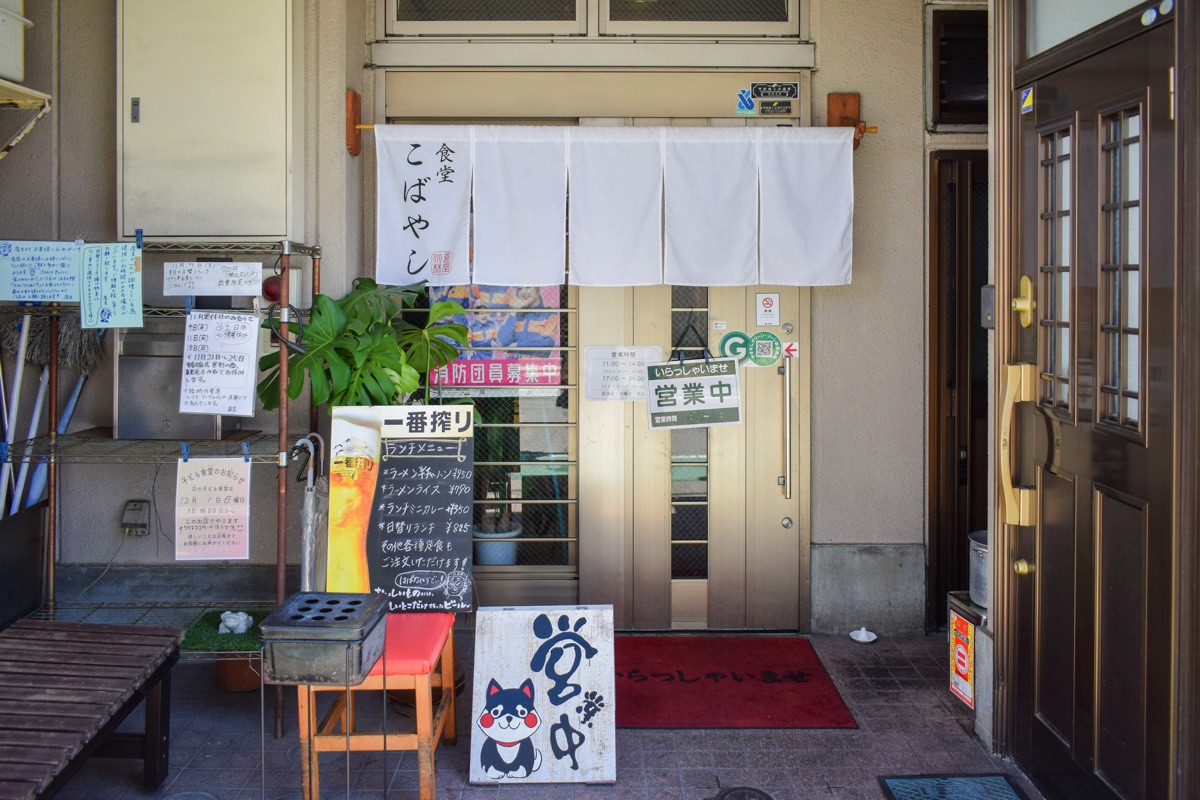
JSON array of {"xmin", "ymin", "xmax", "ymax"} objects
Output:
[
  {"xmin": 175, "ymin": 457, "xmax": 251, "ymax": 561},
  {"xmin": 179, "ymin": 311, "xmax": 260, "ymax": 417}
]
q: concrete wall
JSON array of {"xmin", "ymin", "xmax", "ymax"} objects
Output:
[
  {"xmin": 807, "ymin": 0, "xmax": 928, "ymax": 633},
  {"xmin": 0, "ymin": 0, "xmax": 365, "ymax": 565}
]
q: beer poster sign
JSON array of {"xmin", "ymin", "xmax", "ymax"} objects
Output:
[
  {"xmin": 327, "ymin": 405, "xmax": 474, "ymax": 611},
  {"xmin": 471, "ymin": 606, "xmax": 615, "ymax": 785}
]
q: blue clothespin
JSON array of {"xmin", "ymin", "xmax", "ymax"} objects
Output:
[
  {"xmin": 0, "ymin": 441, "xmax": 8, "ymax": 463},
  {"xmin": 135, "ymin": 228, "xmax": 143, "ymax": 250},
  {"xmin": 241, "ymin": 441, "xmax": 251, "ymax": 463},
  {"xmin": 185, "ymin": 295, "xmax": 194, "ymax": 315},
  {"xmin": 181, "ymin": 442, "xmax": 190, "ymax": 463}
]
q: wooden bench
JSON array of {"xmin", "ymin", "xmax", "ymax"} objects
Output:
[{"xmin": 0, "ymin": 619, "xmax": 180, "ymax": 800}]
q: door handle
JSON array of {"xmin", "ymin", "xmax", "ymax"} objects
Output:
[
  {"xmin": 1000, "ymin": 363, "xmax": 1038, "ymax": 526},
  {"xmin": 1011, "ymin": 275, "xmax": 1036, "ymax": 328},
  {"xmin": 780, "ymin": 358, "xmax": 792, "ymax": 499},
  {"xmin": 1013, "ymin": 558, "xmax": 1034, "ymax": 576}
]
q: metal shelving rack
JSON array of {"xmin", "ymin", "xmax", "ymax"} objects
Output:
[
  {"xmin": 8, "ymin": 430, "xmax": 281, "ymax": 464},
  {"xmin": 2, "ymin": 240, "xmax": 321, "ymax": 613}
]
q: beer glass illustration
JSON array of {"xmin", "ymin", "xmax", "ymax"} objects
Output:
[{"xmin": 327, "ymin": 407, "xmax": 383, "ymax": 593}]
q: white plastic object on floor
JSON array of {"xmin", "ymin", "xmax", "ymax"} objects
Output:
[{"xmin": 850, "ymin": 626, "xmax": 878, "ymax": 643}]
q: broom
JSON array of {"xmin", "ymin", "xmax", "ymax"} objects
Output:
[{"xmin": 1, "ymin": 315, "xmax": 105, "ymax": 513}]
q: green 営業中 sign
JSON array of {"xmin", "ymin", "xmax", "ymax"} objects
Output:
[{"xmin": 645, "ymin": 358, "xmax": 742, "ymax": 430}]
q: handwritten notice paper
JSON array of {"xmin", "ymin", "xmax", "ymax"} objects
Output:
[
  {"xmin": 327, "ymin": 405, "xmax": 475, "ymax": 611},
  {"xmin": 80, "ymin": 243, "xmax": 142, "ymax": 328},
  {"xmin": 163, "ymin": 261, "xmax": 263, "ymax": 296},
  {"xmin": 175, "ymin": 457, "xmax": 251, "ymax": 560},
  {"xmin": 0, "ymin": 241, "xmax": 141, "ymax": 316},
  {"xmin": 179, "ymin": 311, "xmax": 259, "ymax": 417},
  {"xmin": 0, "ymin": 241, "xmax": 81, "ymax": 302}
]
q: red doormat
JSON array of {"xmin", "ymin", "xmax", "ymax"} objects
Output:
[{"xmin": 614, "ymin": 635, "xmax": 856, "ymax": 729}]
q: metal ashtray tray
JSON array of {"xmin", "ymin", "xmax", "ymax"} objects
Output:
[{"xmin": 259, "ymin": 592, "xmax": 387, "ymax": 685}]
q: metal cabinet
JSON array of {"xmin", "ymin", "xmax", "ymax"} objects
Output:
[{"xmin": 117, "ymin": 0, "xmax": 301, "ymax": 241}]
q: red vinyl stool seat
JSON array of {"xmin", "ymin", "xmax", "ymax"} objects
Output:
[{"xmin": 295, "ymin": 612, "xmax": 457, "ymax": 800}]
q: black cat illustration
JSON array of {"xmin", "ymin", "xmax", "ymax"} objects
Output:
[{"xmin": 477, "ymin": 678, "xmax": 543, "ymax": 779}]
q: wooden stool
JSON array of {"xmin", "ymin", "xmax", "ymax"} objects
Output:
[{"xmin": 295, "ymin": 612, "xmax": 457, "ymax": 800}]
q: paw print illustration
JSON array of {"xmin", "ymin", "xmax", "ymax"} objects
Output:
[{"xmin": 575, "ymin": 690, "xmax": 605, "ymax": 727}]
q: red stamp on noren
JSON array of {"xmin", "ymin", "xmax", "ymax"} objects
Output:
[{"xmin": 430, "ymin": 251, "xmax": 452, "ymax": 275}]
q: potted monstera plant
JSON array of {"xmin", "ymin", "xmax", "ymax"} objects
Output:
[
  {"xmin": 256, "ymin": 277, "xmax": 468, "ymax": 410},
  {"xmin": 254, "ymin": 276, "xmax": 470, "ymax": 598}
]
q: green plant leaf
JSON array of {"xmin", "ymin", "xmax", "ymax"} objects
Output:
[
  {"xmin": 338, "ymin": 277, "xmax": 426, "ymax": 326},
  {"xmin": 257, "ymin": 280, "xmax": 454, "ymax": 411},
  {"xmin": 257, "ymin": 294, "xmax": 354, "ymax": 411}
]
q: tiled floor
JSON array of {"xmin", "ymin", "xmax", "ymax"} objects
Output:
[
  {"xmin": 34, "ymin": 567, "xmax": 1044, "ymax": 800},
  {"xmin": 42, "ymin": 631, "xmax": 1043, "ymax": 800}
]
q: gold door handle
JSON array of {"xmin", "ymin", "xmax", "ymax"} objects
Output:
[
  {"xmin": 1013, "ymin": 559, "xmax": 1034, "ymax": 576},
  {"xmin": 1000, "ymin": 363, "xmax": 1038, "ymax": 526},
  {"xmin": 1011, "ymin": 275, "xmax": 1037, "ymax": 328}
]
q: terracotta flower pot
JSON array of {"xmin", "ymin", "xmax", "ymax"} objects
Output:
[{"xmin": 213, "ymin": 654, "xmax": 262, "ymax": 693}]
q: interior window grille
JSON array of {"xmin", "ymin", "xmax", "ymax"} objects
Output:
[
  {"xmin": 394, "ymin": 0, "xmax": 577, "ymax": 21},
  {"xmin": 387, "ymin": 0, "xmax": 584, "ymax": 35},
  {"xmin": 1098, "ymin": 108, "xmax": 1143, "ymax": 429},
  {"xmin": 930, "ymin": 9, "xmax": 988, "ymax": 128},
  {"xmin": 669, "ymin": 287, "xmax": 709, "ymax": 580},
  {"xmin": 1038, "ymin": 128, "xmax": 1072, "ymax": 411},
  {"xmin": 423, "ymin": 284, "xmax": 578, "ymax": 571}
]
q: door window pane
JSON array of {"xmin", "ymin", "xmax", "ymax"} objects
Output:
[
  {"xmin": 1098, "ymin": 107, "xmax": 1145, "ymax": 430},
  {"xmin": 1038, "ymin": 127, "xmax": 1073, "ymax": 411},
  {"xmin": 670, "ymin": 287, "xmax": 710, "ymax": 579},
  {"xmin": 1025, "ymin": 0, "xmax": 1143, "ymax": 57},
  {"xmin": 1125, "ymin": 206, "xmax": 1141, "ymax": 265}
]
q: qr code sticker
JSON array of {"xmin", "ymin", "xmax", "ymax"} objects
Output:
[{"xmin": 756, "ymin": 341, "xmax": 774, "ymax": 358}]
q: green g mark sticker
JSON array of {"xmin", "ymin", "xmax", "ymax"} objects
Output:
[{"xmin": 719, "ymin": 330, "xmax": 781, "ymax": 366}]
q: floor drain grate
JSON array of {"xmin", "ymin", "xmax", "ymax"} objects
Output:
[{"xmin": 713, "ymin": 788, "xmax": 776, "ymax": 800}]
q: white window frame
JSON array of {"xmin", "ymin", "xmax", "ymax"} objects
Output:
[{"xmin": 382, "ymin": 0, "xmax": 802, "ymax": 38}]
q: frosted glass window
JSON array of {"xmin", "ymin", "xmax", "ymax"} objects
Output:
[
  {"xmin": 1124, "ymin": 139, "xmax": 1141, "ymax": 202},
  {"xmin": 1026, "ymin": 0, "xmax": 1142, "ymax": 57},
  {"xmin": 1125, "ymin": 207, "xmax": 1141, "ymax": 264},
  {"xmin": 1124, "ymin": 271, "xmax": 1140, "ymax": 328}
]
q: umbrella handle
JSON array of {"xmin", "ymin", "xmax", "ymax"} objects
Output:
[
  {"xmin": 292, "ymin": 437, "xmax": 316, "ymax": 490},
  {"xmin": 306, "ymin": 432, "xmax": 326, "ymax": 478}
]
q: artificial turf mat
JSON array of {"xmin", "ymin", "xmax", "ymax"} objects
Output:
[{"xmin": 181, "ymin": 608, "xmax": 269, "ymax": 652}]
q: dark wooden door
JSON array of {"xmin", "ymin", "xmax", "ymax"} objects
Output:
[
  {"xmin": 929, "ymin": 152, "xmax": 989, "ymax": 630},
  {"xmin": 1010, "ymin": 19, "xmax": 1175, "ymax": 800}
]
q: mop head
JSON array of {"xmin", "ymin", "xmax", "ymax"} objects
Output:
[{"xmin": 1, "ymin": 315, "xmax": 105, "ymax": 372}]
